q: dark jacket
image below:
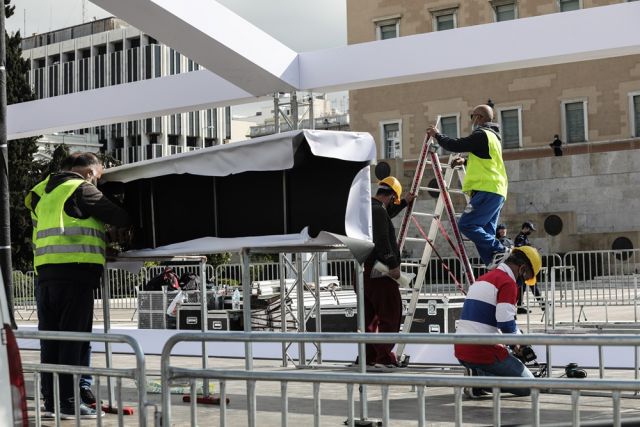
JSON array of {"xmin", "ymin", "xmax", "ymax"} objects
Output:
[
  {"xmin": 435, "ymin": 123, "xmax": 501, "ymax": 160},
  {"xmin": 366, "ymin": 198, "xmax": 407, "ymax": 270},
  {"xmin": 31, "ymin": 172, "xmax": 131, "ymax": 284},
  {"xmin": 498, "ymin": 236, "xmax": 514, "ymax": 248},
  {"xmin": 514, "ymin": 232, "xmax": 530, "ymax": 247}
]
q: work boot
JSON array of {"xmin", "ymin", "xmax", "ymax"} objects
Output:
[
  {"xmin": 487, "ymin": 247, "xmax": 512, "ymax": 269},
  {"xmin": 60, "ymin": 400, "xmax": 104, "ymax": 420},
  {"xmin": 80, "ymin": 386, "xmax": 96, "ymax": 406}
]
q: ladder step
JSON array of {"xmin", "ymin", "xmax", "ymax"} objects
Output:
[
  {"xmin": 412, "ymin": 212, "xmax": 437, "ymax": 218},
  {"xmin": 400, "ymin": 262, "xmax": 428, "ymax": 268},
  {"xmin": 418, "ymin": 186, "xmax": 465, "ymax": 195},
  {"xmin": 405, "ymin": 237, "xmax": 428, "ymax": 243},
  {"xmin": 426, "ymin": 160, "xmax": 453, "ymax": 169}
]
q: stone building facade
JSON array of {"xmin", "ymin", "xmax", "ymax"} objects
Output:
[{"xmin": 347, "ymin": 0, "xmax": 640, "ymax": 254}]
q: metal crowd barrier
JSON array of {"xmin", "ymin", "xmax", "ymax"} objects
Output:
[
  {"xmin": 12, "ymin": 270, "xmax": 37, "ymax": 317},
  {"xmin": 215, "ymin": 259, "xmax": 358, "ymax": 289},
  {"xmin": 16, "ymin": 330, "xmax": 148, "ymax": 426},
  {"xmin": 563, "ymin": 250, "xmax": 640, "ymax": 307},
  {"xmin": 14, "ymin": 249, "xmax": 640, "ymax": 325},
  {"xmin": 159, "ymin": 331, "xmax": 640, "ymax": 427}
]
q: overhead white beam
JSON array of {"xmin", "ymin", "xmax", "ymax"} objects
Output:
[
  {"xmin": 299, "ymin": 2, "xmax": 640, "ymax": 91},
  {"xmin": 91, "ymin": 0, "xmax": 299, "ymax": 95},
  {"xmin": 8, "ymin": 71, "xmax": 256, "ymax": 140},
  {"xmin": 8, "ymin": 2, "xmax": 640, "ymax": 140}
]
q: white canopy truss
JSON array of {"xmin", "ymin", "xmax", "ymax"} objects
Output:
[{"xmin": 7, "ymin": 1, "xmax": 640, "ymax": 140}]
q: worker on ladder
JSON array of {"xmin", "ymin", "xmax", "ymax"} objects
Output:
[
  {"xmin": 426, "ymin": 104, "xmax": 510, "ymax": 269},
  {"xmin": 362, "ymin": 176, "xmax": 414, "ymax": 368}
]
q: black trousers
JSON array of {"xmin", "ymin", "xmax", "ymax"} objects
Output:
[
  {"xmin": 38, "ymin": 279, "xmax": 96, "ymax": 408},
  {"xmin": 517, "ymin": 277, "xmax": 542, "ymax": 306},
  {"xmin": 35, "ymin": 278, "xmax": 93, "ymax": 400}
]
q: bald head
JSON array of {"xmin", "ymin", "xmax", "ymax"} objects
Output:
[{"xmin": 472, "ymin": 104, "xmax": 494, "ymax": 123}]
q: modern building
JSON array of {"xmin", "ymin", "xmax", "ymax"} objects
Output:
[
  {"xmin": 347, "ymin": 0, "xmax": 640, "ymax": 254},
  {"xmin": 21, "ymin": 17, "xmax": 235, "ymax": 165},
  {"xmin": 21, "ymin": 17, "xmax": 352, "ymax": 164}
]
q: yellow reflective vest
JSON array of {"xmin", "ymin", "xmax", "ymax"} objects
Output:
[
  {"xmin": 25, "ymin": 176, "xmax": 50, "ymax": 246},
  {"xmin": 33, "ymin": 179, "xmax": 106, "ymax": 268},
  {"xmin": 462, "ymin": 129, "xmax": 508, "ymax": 199}
]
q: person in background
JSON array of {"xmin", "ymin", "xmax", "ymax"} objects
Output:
[
  {"xmin": 455, "ymin": 246, "xmax": 542, "ymax": 398},
  {"xmin": 513, "ymin": 222, "xmax": 544, "ymax": 313},
  {"xmin": 496, "ymin": 224, "xmax": 513, "ymax": 249},
  {"xmin": 426, "ymin": 104, "xmax": 510, "ymax": 269},
  {"xmin": 550, "ymin": 135, "xmax": 563, "ymax": 157}
]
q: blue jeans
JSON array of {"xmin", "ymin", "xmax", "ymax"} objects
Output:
[
  {"xmin": 458, "ymin": 191, "xmax": 505, "ymax": 266},
  {"xmin": 459, "ymin": 354, "xmax": 534, "ymax": 396}
]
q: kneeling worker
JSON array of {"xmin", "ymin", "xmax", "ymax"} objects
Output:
[{"xmin": 454, "ymin": 246, "xmax": 542, "ymax": 398}]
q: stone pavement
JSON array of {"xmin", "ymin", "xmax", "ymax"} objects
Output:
[
  {"xmin": 21, "ymin": 350, "xmax": 640, "ymax": 426},
  {"xmin": 16, "ymin": 299, "xmax": 640, "ymax": 425}
]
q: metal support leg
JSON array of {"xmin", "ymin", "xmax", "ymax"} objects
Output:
[
  {"xmin": 296, "ymin": 254, "xmax": 306, "ymax": 366},
  {"xmin": 355, "ymin": 262, "xmax": 369, "ymax": 422},
  {"xmin": 241, "ymin": 249, "xmax": 256, "ymax": 427},
  {"xmin": 102, "ymin": 269, "xmax": 115, "ymax": 409},
  {"xmin": 200, "ymin": 258, "xmax": 210, "ymax": 396}
]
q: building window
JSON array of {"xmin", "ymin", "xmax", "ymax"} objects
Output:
[
  {"xmin": 380, "ymin": 121, "xmax": 402, "ymax": 159},
  {"xmin": 78, "ymin": 57, "xmax": 90, "ymax": 92},
  {"xmin": 34, "ymin": 67, "xmax": 45, "ymax": 99},
  {"xmin": 95, "ymin": 54, "xmax": 107, "ymax": 87},
  {"xmin": 492, "ymin": 1, "xmax": 517, "ymax": 22},
  {"xmin": 62, "ymin": 62, "xmax": 74, "ymax": 95},
  {"xmin": 48, "ymin": 64, "xmax": 59, "ymax": 97},
  {"xmin": 188, "ymin": 59, "xmax": 199, "ymax": 72},
  {"xmin": 630, "ymin": 93, "xmax": 640, "ymax": 137},
  {"xmin": 188, "ymin": 111, "xmax": 201, "ymax": 138},
  {"xmin": 498, "ymin": 108, "xmax": 522, "ymax": 149},
  {"xmin": 127, "ymin": 47, "xmax": 140, "ymax": 83},
  {"xmin": 375, "ymin": 18, "xmax": 400, "ymax": 40},
  {"xmin": 205, "ymin": 108, "xmax": 217, "ymax": 139},
  {"xmin": 562, "ymin": 100, "xmax": 587, "ymax": 143},
  {"xmin": 145, "ymin": 44, "xmax": 162, "ymax": 79},
  {"xmin": 559, "ymin": 0, "xmax": 580, "ymax": 12},
  {"xmin": 432, "ymin": 9, "xmax": 457, "ymax": 31},
  {"xmin": 169, "ymin": 48, "xmax": 181, "ymax": 75},
  {"xmin": 169, "ymin": 114, "xmax": 182, "ymax": 136},
  {"xmin": 109, "ymin": 51, "xmax": 122, "ymax": 86},
  {"xmin": 439, "ymin": 115, "xmax": 459, "ymax": 155}
]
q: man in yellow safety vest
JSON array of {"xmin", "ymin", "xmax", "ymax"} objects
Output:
[
  {"xmin": 426, "ymin": 104, "xmax": 510, "ymax": 269},
  {"xmin": 30, "ymin": 152, "xmax": 130, "ymax": 419}
]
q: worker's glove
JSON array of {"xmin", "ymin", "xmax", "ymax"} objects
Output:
[{"xmin": 450, "ymin": 156, "xmax": 465, "ymax": 168}]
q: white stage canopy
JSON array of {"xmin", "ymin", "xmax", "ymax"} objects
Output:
[
  {"xmin": 101, "ymin": 130, "xmax": 376, "ymax": 262},
  {"xmin": 7, "ymin": 1, "xmax": 640, "ymax": 139}
]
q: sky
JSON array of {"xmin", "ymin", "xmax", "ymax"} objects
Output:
[
  {"xmin": 5, "ymin": 0, "xmax": 348, "ymax": 116},
  {"xmin": 4, "ymin": 0, "xmax": 347, "ymax": 51}
]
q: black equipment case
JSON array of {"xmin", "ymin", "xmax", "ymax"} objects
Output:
[{"xmin": 402, "ymin": 295, "xmax": 465, "ymax": 334}]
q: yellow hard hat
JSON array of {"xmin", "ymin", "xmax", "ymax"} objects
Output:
[
  {"xmin": 513, "ymin": 246, "xmax": 542, "ymax": 286},
  {"xmin": 379, "ymin": 176, "xmax": 402, "ymax": 205}
]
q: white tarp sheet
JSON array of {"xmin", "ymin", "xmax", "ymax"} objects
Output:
[
  {"xmin": 102, "ymin": 130, "xmax": 377, "ymax": 260},
  {"xmin": 101, "ymin": 129, "xmax": 376, "ymax": 183}
]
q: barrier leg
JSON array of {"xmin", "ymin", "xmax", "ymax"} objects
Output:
[{"xmin": 101, "ymin": 269, "xmax": 134, "ymax": 416}]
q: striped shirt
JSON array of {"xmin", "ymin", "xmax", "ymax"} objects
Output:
[{"xmin": 454, "ymin": 264, "xmax": 520, "ymax": 364}]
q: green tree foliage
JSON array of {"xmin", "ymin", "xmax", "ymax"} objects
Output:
[{"xmin": 5, "ymin": 0, "xmax": 42, "ymax": 271}]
